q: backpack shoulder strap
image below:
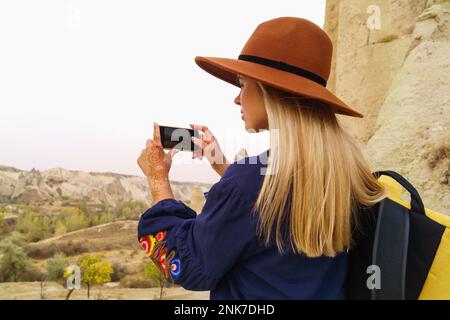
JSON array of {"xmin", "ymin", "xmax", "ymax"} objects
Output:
[{"xmin": 372, "ymin": 172, "xmax": 411, "ymax": 300}]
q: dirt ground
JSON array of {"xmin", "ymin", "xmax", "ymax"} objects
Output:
[{"xmin": 0, "ymin": 282, "xmax": 210, "ymax": 300}]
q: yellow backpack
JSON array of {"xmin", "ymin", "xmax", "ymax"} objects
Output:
[{"xmin": 346, "ymin": 170, "xmax": 450, "ymax": 300}]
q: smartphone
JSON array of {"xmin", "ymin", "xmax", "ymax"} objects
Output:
[{"xmin": 159, "ymin": 125, "xmax": 201, "ymax": 152}]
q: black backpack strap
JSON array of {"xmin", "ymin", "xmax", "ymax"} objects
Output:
[
  {"xmin": 373, "ymin": 170, "xmax": 425, "ymax": 215},
  {"xmin": 371, "ymin": 198, "xmax": 410, "ymax": 299},
  {"xmin": 371, "ymin": 170, "xmax": 414, "ymax": 300}
]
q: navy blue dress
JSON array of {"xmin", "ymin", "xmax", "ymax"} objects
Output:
[{"xmin": 137, "ymin": 149, "xmax": 348, "ymax": 299}]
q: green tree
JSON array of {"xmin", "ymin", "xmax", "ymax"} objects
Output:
[
  {"xmin": 53, "ymin": 220, "xmax": 67, "ymax": 236},
  {"xmin": 0, "ymin": 233, "xmax": 32, "ymax": 282},
  {"xmin": 0, "ymin": 207, "xmax": 12, "ymax": 215},
  {"xmin": 143, "ymin": 262, "xmax": 167, "ymax": 299},
  {"xmin": 89, "ymin": 215, "xmax": 100, "ymax": 227},
  {"xmin": 46, "ymin": 253, "xmax": 68, "ymax": 281},
  {"xmin": 15, "ymin": 212, "xmax": 51, "ymax": 242},
  {"xmin": 78, "ymin": 254, "xmax": 112, "ymax": 299},
  {"xmin": 61, "ymin": 207, "xmax": 89, "ymax": 232},
  {"xmin": 77, "ymin": 200, "xmax": 88, "ymax": 215},
  {"xmin": 98, "ymin": 212, "xmax": 112, "ymax": 225},
  {"xmin": 122, "ymin": 207, "xmax": 132, "ymax": 219},
  {"xmin": 115, "ymin": 200, "xmax": 148, "ymax": 220}
]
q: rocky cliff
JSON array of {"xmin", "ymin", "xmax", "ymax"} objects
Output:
[
  {"xmin": 0, "ymin": 165, "xmax": 212, "ymax": 207},
  {"xmin": 324, "ymin": 0, "xmax": 450, "ymax": 213}
]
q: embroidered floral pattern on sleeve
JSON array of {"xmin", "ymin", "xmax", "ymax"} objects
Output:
[{"xmin": 139, "ymin": 230, "xmax": 181, "ymax": 280}]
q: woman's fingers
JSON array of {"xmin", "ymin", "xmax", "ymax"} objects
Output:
[
  {"xmin": 201, "ymin": 125, "xmax": 210, "ymax": 134},
  {"xmin": 189, "ymin": 123, "xmax": 204, "ymax": 129},
  {"xmin": 137, "ymin": 149, "xmax": 144, "ymax": 163},
  {"xmin": 192, "ymin": 124, "xmax": 210, "ymax": 141},
  {"xmin": 190, "ymin": 124, "xmax": 213, "ymax": 143},
  {"xmin": 189, "ymin": 124, "xmax": 218, "ymax": 161},
  {"xmin": 189, "ymin": 123, "xmax": 209, "ymax": 134},
  {"xmin": 199, "ymin": 125, "xmax": 213, "ymax": 141},
  {"xmin": 153, "ymin": 122, "xmax": 162, "ymax": 146},
  {"xmin": 190, "ymin": 124, "xmax": 209, "ymax": 132},
  {"xmin": 192, "ymin": 136, "xmax": 209, "ymax": 149},
  {"xmin": 169, "ymin": 148, "xmax": 179, "ymax": 159},
  {"xmin": 189, "ymin": 123, "xmax": 203, "ymax": 132},
  {"xmin": 191, "ymin": 137, "xmax": 203, "ymax": 159}
]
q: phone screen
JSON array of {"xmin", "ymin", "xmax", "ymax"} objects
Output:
[{"xmin": 159, "ymin": 125, "xmax": 200, "ymax": 151}]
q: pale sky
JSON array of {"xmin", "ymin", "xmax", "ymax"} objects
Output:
[{"xmin": 0, "ymin": 0, "xmax": 326, "ymax": 183}]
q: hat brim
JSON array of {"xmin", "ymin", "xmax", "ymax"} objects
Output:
[{"xmin": 195, "ymin": 56, "xmax": 363, "ymax": 118}]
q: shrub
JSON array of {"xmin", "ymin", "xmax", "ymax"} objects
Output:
[
  {"xmin": 14, "ymin": 212, "xmax": 51, "ymax": 242},
  {"xmin": 26, "ymin": 241, "xmax": 89, "ymax": 259},
  {"xmin": 114, "ymin": 200, "xmax": 148, "ymax": 220},
  {"xmin": 60, "ymin": 207, "xmax": 89, "ymax": 232},
  {"xmin": 143, "ymin": 261, "xmax": 168, "ymax": 299},
  {"xmin": 0, "ymin": 234, "xmax": 33, "ymax": 282},
  {"xmin": 119, "ymin": 275, "xmax": 156, "ymax": 288},
  {"xmin": 61, "ymin": 241, "xmax": 90, "ymax": 256},
  {"xmin": 21, "ymin": 267, "xmax": 46, "ymax": 282},
  {"xmin": 46, "ymin": 252, "xmax": 68, "ymax": 281},
  {"xmin": 110, "ymin": 262, "xmax": 128, "ymax": 282}
]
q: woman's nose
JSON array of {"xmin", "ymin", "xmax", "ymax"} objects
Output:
[{"xmin": 234, "ymin": 94, "xmax": 240, "ymax": 105}]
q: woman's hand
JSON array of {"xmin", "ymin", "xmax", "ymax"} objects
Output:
[
  {"xmin": 190, "ymin": 124, "xmax": 230, "ymax": 177},
  {"xmin": 137, "ymin": 122, "xmax": 179, "ymax": 203}
]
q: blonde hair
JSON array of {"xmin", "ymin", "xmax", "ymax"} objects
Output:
[{"xmin": 251, "ymin": 82, "xmax": 388, "ymax": 257}]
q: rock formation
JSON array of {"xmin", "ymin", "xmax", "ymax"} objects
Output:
[
  {"xmin": 324, "ymin": 0, "xmax": 450, "ymax": 213},
  {"xmin": 0, "ymin": 165, "xmax": 212, "ymax": 207}
]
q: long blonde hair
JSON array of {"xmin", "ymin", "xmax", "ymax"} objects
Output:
[{"xmin": 252, "ymin": 82, "xmax": 388, "ymax": 257}]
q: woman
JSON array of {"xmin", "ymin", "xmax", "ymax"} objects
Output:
[{"xmin": 137, "ymin": 17, "xmax": 387, "ymax": 299}]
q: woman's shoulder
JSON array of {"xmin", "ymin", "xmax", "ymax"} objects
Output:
[
  {"xmin": 216, "ymin": 149, "xmax": 270, "ymax": 200},
  {"xmin": 224, "ymin": 149, "xmax": 269, "ymax": 176}
]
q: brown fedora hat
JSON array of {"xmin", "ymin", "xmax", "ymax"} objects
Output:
[{"xmin": 195, "ymin": 17, "xmax": 363, "ymax": 118}]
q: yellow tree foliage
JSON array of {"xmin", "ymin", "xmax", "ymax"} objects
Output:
[{"xmin": 78, "ymin": 254, "xmax": 112, "ymax": 298}]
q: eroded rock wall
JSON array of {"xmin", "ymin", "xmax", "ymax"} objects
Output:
[{"xmin": 324, "ymin": 0, "xmax": 450, "ymax": 213}]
